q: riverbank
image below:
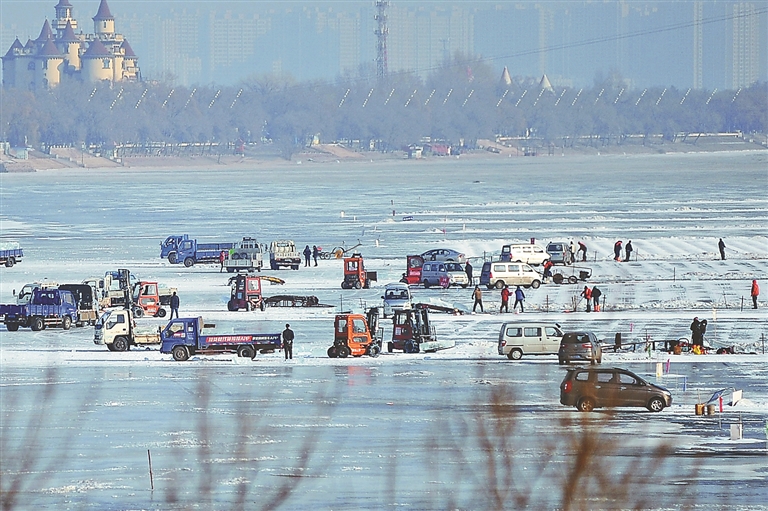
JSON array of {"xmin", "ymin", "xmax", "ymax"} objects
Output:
[{"xmin": 1, "ymin": 135, "xmax": 766, "ymax": 172}]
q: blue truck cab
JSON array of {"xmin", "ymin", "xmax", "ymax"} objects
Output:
[
  {"xmin": 160, "ymin": 317, "xmax": 282, "ymax": 361},
  {"xmin": 2, "ymin": 288, "xmax": 78, "ymax": 331},
  {"xmin": 160, "ymin": 235, "xmax": 188, "ymax": 262},
  {"xmin": 161, "ymin": 235, "xmax": 235, "ymax": 267}
]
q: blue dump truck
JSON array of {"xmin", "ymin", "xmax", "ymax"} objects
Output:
[
  {"xmin": 160, "ymin": 235, "xmax": 235, "ymax": 268},
  {"xmin": 0, "ymin": 243, "xmax": 23, "ymax": 267},
  {"xmin": 160, "ymin": 317, "xmax": 282, "ymax": 361},
  {"xmin": 0, "ymin": 288, "xmax": 78, "ymax": 331}
]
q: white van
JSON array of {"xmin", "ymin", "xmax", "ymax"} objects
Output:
[
  {"xmin": 421, "ymin": 261, "xmax": 470, "ymax": 288},
  {"xmin": 500, "ymin": 243, "xmax": 550, "ymax": 266},
  {"xmin": 498, "ymin": 322, "xmax": 564, "ymax": 360},
  {"xmin": 480, "ymin": 261, "xmax": 542, "ymax": 289},
  {"xmin": 381, "ymin": 282, "xmax": 413, "ymax": 318}
]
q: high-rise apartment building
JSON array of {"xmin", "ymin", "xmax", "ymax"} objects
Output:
[{"xmin": 729, "ymin": 2, "xmax": 760, "ymax": 88}]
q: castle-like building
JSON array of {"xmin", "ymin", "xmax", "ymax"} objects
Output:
[{"xmin": 2, "ymin": 0, "xmax": 140, "ymax": 89}]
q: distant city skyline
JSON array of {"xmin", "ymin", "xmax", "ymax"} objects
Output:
[{"xmin": 1, "ymin": 1, "xmax": 765, "ymax": 89}]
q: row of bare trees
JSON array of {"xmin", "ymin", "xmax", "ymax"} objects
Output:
[{"xmin": 1, "ymin": 56, "xmax": 766, "ymax": 159}]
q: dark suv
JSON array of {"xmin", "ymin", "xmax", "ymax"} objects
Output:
[
  {"xmin": 558, "ymin": 331, "xmax": 602, "ymax": 365},
  {"xmin": 560, "ymin": 367, "xmax": 672, "ymax": 412}
]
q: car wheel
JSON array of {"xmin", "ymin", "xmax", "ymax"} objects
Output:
[
  {"xmin": 423, "ymin": 280, "xmax": 430, "ymax": 289},
  {"xmin": 172, "ymin": 345, "xmax": 189, "ymax": 361},
  {"xmin": 238, "ymin": 345, "xmax": 255, "ymax": 359},
  {"xmin": 507, "ymin": 349, "xmax": 523, "ymax": 360},
  {"xmin": 531, "ymin": 280, "xmax": 541, "ymax": 289},
  {"xmin": 113, "ymin": 336, "xmax": 129, "ymax": 352},
  {"xmin": 647, "ymin": 397, "xmax": 665, "ymax": 412},
  {"xmin": 495, "ymin": 280, "xmax": 504, "ymax": 290},
  {"xmin": 577, "ymin": 397, "xmax": 595, "ymax": 412}
]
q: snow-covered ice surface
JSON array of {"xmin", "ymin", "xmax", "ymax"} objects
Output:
[{"xmin": 1, "ymin": 151, "xmax": 767, "ymax": 509}]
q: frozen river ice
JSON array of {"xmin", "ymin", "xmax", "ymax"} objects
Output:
[{"xmin": 1, "ymin": 151, "xmax": 767, "ymax": 509}]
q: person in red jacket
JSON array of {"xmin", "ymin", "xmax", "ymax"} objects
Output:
[
  {"xmin": 751, "ymin": 280, "xmax": 759, "ymax": 309},
  {"xmin": 500, "ymin": 285, "xmax": 510, "ymax": 313},
  {"xmin": 581, "ymin": 286, "xmax": 592, "ymax": 312}
]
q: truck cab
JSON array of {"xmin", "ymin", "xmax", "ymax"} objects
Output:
[
  {"xmin": 389, "ymin": 305, "xmax": 455, "ymax": 353},
  {"xmin": 160, "ymin": 235, "xmax": 188, "ymax": 262},
  {"xmin": 227, "ymin": 274, "xmax": 265, "ymax": 311},
  {"xmin": 327, "ymin": 309, "xmax": 383, "ymax": 358},
  {"xmin": 341, "ymin": 253, "xmax": 377, "ymax": 289},
  {"xmin": 269, "ymin": 240, "xmax": 301, "ymax": 270},
  {"xmin": 94, "ymin": 308, "xmax": 161, "ymax": 351}
]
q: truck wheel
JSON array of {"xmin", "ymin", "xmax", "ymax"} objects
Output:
[
  {"xmin": 183, "ymin": 257, "xmax": 194, "ymax": 268},
  {"xmin": 368, "ymin": 344, "xmax": 381, "ymax": 357},
  {"xmin": 232, "ymin": 252, "xmax": 241, "ymax": 260},
  {"xmin": 531, "ymin": 280, "xmax": 541, "ymax": 289},
  {"xmin": 5, "ymin": 322, "xmax": 19, "ymax": 332},
  {"xmin": 113, "ymin": 337, "xmax": 129, "ymax": 352},
  {"xmin": 31, "ymin": 317, "xmax": 44, "ymax": 331},
  {"xmin": 5, "ymin": 257, "xmax": 14, "ymax": 267},
  {"xmin": 227, "ymin": 300, "xmax": 239, "ymax": 312},
  {"xmin": 172, "ymin": 345, "xmax": 189, "ymax": 361},
  {"xmin": 156, "ymin": 308, "xmax": 167, "ymax": 318},
  {"xmin": 337, "ymin": 346, "xmax": 350, "ymax": 358},
  {"xmin": 168, "ymin": 252, "xmax": 177, "ymax": 264},
  {"xmin": 61, "ymin": 316, "xmax": 72, "ymax": 330},
  {"xmin": 106, "ymin": 343, "xmax": 116, "ymax": 352},
  {"xmin": 238, "ymin": 345, "xmax": 255, "ymax": 359},
  {"xmin": 327, "ymin": 346, "xmax": 337, "ymax": 358},
  {"xmin": 133, "ymin": 307, "xmax": 144, "ymax": 318}
]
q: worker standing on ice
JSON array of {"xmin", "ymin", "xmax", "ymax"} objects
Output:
[
  {"xmin": 312, "ymin": 245, "xmax": 319, "ymax": 266},
  {"xmin": 718, "ymin": 238, "xmax": 726, "ymax": 260},
  {"xmin": 500, "ymin": 285, "xmax": 510, "ymax": 313},
  {"xmin": 613, "ymin": 241, "xmax": 622, "ymax": 261},
  {"xmin": 624, "ymin": 240, "xmax": 633, "ymax": 262},
  {"xmin": 513, "ymin": 286, "xmax": 525, "ymax": 313},
  {"xmin": 751, "ymin": 280, "xmax": 759, "ymax": 309},
  {"xmin": 591, "ymin": 286, "xmax": 602, "ymax": 312},
  {"xmin": 282, "ymin": 323, "xmax": 294, "ymax": 360},
  {"xmin": 465, "ymin": 261, "xmax": 473, "ymax": 285},
  {"xmin": 170, "ymin": 291, "xmax": 180, "ymax": 319},
  {"xmin": 303, "ymin": 245, "xmax": 312, "ymax": 267},
  {"xmin": 472, "ymin": 286, "xmax": 484, "ymax": 313},
  {"xmin": 581, "ymin": 286, "xmax": 592, "ymax": 312}
]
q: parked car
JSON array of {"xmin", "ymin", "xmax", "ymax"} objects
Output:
[
  {"xmin": 558, "ymin": 331, "xmax": 602, "ymax": 365},
  {"xmin": 500, "ymin": 243, "xmax": 550, "ymax": 266},
  {"xmin": 559, "ymin": 367, "xmax": 672, "ymax": 412},
  {"xmin": 480, "ymin": 261, "xmax": 542, "ymax": 289},
  {"xmin": 381, "ymin": 282, "xmax": 413, "ymax": 318},
  {"xmin": 421, "ymin": 248, "xmax": 466, "ymax": 263},
  {"xmin": 546, "ymin": 241, "xmax": 573, "ymax": 265},
  {"xmin": 498, "ymin": 322, "xmax": 564, "ymax": 360}
]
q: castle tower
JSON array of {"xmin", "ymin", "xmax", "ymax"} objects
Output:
[
  {"xmin": 57, "ymin": 20, "xmax": 81, "ymax": 73},
  {"xmin": 54, "ymin": 0, "xmax": 77, "ymax": 34},
  {"xmin": 37, "ymin": 38, "xmax": 64, "ymax": 88},
  {"xmin": 81, "ymin": 37, "xmax": 113, "ymax": 82},
  {"xmin": 120, "ymin": 40, "xmax": 139, "ymax": 81},
  {"xmin": 93, "ymin": 0, "xmax": 115, "ymax": 37},
  {"xmin": 35, "ymin": 19, "xmax": 55, "ymax": 49},
  {"xmin": 1, "ymin": 38, "xmax": 24, "ymax": 88}
]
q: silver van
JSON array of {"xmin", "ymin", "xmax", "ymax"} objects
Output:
[
  {"xmin": 546, "ymin": 241, "xmax": 573, "ymax": 265},
  {"xmin": 480, "ymin": 261, "xmax": 542, "ymax": 289},
  {"xmin": 421, "ymin": 261, "xmax": 470, "ymax": 288},
  {"xmin": 498, "ymin": 322, "xmax": 564, "ymax": 360},
  {"xmin": 381, "ymin": 282, "xmax": 413, "ymax": 318}
]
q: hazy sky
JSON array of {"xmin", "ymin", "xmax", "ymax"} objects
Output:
[{"xmin": 1, "ymin": 1, "xmax": 766, "ymax": 88}]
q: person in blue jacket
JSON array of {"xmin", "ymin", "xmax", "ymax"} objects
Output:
[{"xmin": 513, "ymin": 286, "xmax": 525, "ymax": 313}]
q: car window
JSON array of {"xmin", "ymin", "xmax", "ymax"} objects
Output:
[
  {"xmin": 574, "ymin": 371, "xmax": 589, "ymax": 382},
  {"xmin": 523, "ymin": 327, "xmax": 541, "ymax": 337},
  {"xmin": 596, "ymin": 372, "xmax": 613, "ymax": 383},
  {"xmin": 508, "ymin": 264, "xmax": 520, "ymax": 272},
  {"xmin": 523, "ymin": 265, "xmax": 534, "ymax": 272},
  {"xmin": 493, "ymin": 264, "xmax": 506, "ymax": 272},
  {"xmin": 618, "ymin": 373, "xmax": 639, "ymax": 385},
  {"xmin": 438, "ymin": 264, "xmax": 445, "ymax": 271},
  {"xmin": 545, "ymin": 327, "xmax": 561, "ymax": 337},
  {"xmin": 505, "ymin": 327, "xmax": 523, "ymax": 337}
]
